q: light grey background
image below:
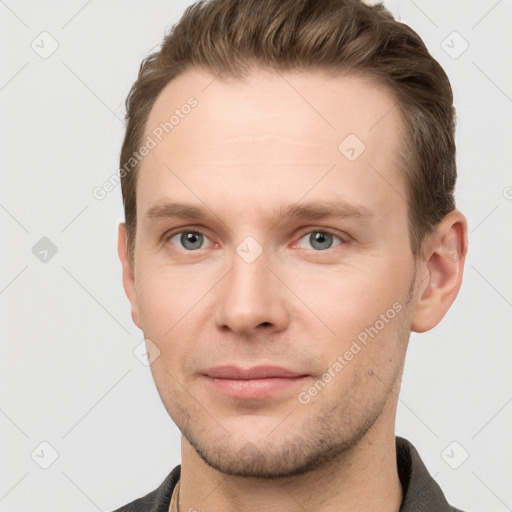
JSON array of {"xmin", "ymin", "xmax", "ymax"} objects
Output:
[{"xmin": 1, "ymin": 0, "xmax": 511, "ymax": 511}]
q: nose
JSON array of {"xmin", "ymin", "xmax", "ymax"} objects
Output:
[{"xmin": 214, "ymin": 247, "xmax": 289, "ymax": 338}]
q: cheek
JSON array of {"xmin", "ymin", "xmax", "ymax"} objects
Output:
[
  {"xmin": 291, "ymin": 261, "xmax": 412, "ymax": 381},
  {"xmin": 135, "ymin": 263, "xmax": 207, "ymax": 335},
  {"xmin": 135, "ymin": 265, "xmax": 214, "ymax": 380},
  {"xmin": 293, "ymin": 263, "xmax": 407, "ymax": 330},
  {"xmin": 136, "ymin": 276, "xmax": 169, "ymax": 335}
]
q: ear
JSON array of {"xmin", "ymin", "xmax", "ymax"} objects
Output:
[
  {"xmin": 410, "ymin": 210, "xmax": 468, "ymax": 333},
  {"xmin": 118, "ymin": 223, "xmax": 142, "ymax": 329}
]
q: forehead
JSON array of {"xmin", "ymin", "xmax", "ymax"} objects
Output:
[{"xmin": 138, "ymin": 67, "xmax": 407, "ymax": 223}]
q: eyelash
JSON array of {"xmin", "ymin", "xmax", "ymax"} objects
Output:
[{"xmin": 163, "ymin": 227, "xmax": 346, "ymax": 253}]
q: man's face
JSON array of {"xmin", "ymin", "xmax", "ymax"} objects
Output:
[{"xmin": 124, "ymin": 68, "xmax": 419, "ymax": 477}]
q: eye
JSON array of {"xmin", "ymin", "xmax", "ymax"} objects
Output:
[
  {"xmin": 297, "ymin": 230, "xmax": 343, "ymax": 251},
  {"xmin": 167, "ymin": 230, "xmax": 212, "ymax": 251}
]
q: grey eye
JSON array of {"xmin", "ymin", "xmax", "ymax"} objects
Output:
[
  {"xmin": 170, "ymin": 231, "xmax": 206, "ymax": 250},
  {"xmin": 297, "ymin": 231, "xmax": 342, "ymax": 251}
]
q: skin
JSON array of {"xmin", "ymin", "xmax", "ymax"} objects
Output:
[{"xmin": 118, "ymin": 68, "xmax": 468, "ymax": 512}]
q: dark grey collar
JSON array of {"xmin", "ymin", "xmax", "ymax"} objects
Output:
[{"xmin": 396, "ymin": 436, "xmax": 463, "ymax": 511}]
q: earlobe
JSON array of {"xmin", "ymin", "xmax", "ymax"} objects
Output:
[
  {"xmin": 410, "ymin": 210, "xmax": 468, "ymax": 333},
  {"xmin": 117, "ymin": 223, "xmax": 142, "ymax": 329}
]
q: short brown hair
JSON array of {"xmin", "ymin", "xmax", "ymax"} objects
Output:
[{"xmin": 120, "ymin": 0, "xmax": 456, "ymax": 263}]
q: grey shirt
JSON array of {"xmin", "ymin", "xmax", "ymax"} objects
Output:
[{"xmin": 112, "ymin": 437, "xmax": 466, "ymax": 511}]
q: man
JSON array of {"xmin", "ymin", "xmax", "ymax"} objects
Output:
[{"xmin": 114, "ymin": 0, "xmax": 468, "ymax": 510}]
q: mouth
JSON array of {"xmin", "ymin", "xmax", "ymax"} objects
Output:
[{"xmin": 203, "ymin": 365, "xmax": 309, "ymax": 400}]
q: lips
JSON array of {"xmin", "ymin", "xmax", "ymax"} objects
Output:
[
  {"xmin": 204, "ymin": 365, "xmax": 305, "ymax": 379},
  {"xmin": 203, "ymin": 365, "xmax": 309, "ymax": 400}
]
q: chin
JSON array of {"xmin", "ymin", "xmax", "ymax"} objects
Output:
[
  {"xmin": 183, "ymin": 413, "xmax": 375, "ymax": 479},
  {"xmin": 190, "ymin": 437, "xmax": 336, "ymax": 479}
]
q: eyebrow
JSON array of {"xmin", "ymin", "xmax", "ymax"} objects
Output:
[{"xmin": 144, "ymin": 200, "xmax": 374, "ymax": 225}]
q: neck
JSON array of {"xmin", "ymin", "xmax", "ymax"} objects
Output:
[{"xmin": 177, "ymin": 417, "xmax": 402, "ymax": 512}]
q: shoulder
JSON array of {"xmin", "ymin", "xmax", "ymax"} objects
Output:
[
  {"xmin": 110, "ymin": 465, "xmax": 181, "ymax": 512},
  {"xmin": 396, "ymin": 437, "xmax": 468, "ymax": 512}
]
